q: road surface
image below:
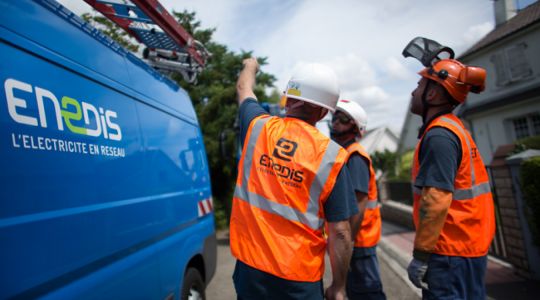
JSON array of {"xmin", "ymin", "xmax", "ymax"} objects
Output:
[{"xmin": 206, "ymin": 230, "xmax": 420, "ymax": 300}]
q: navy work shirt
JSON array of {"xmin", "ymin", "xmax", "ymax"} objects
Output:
[
  {"xmin": 342, "ymin": 139, "xmax": 370, "ymax": 195},
  {"xmin": 414, "ymin": 126, "xmax": 462, "ymax": 192},
  {"xmin": 234, "ymin": 98, "xmax": 358, "ymax": 299}
]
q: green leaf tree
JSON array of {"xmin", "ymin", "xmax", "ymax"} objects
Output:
[{"xmin": 396, "ymin": 149, "xmax": 414, "ymax": 180}]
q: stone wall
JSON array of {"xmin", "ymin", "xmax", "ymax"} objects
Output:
[
  {"xmin": 380, "ymin": 200, "xmax": 415, "ymax": 231},
  {"xmin": 489, "ymin": 145, "xmax": 530, "ymax": 276}
]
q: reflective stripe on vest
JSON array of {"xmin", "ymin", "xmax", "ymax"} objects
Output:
[
  {"xmin": 234, "ymin": 117, "xmax": 341, "ymax": 230},
  {"xmin": 366, "ymin": 200, "xmax": 379, "ymax": 209},
  {"xmin": 412, "ymin": 182, "xmax": 491, "ymax": 200},
  {"xmin": 412, "ymin": 117, "xmax": 491, "ymax": 200}
]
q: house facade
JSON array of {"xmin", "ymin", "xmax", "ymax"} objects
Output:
[
  {"xmin": 457, "ymin": 0, "xmax": 540, "ymax": 162},
  {"xmin": 397, "ymin": 1, "xmax": 540, "ymax": 162}
]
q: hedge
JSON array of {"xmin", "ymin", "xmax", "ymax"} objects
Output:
[
  {"xmin": 521, "ymin": 156, "xmax": 540, "ymax": 246},
  {"xmin": 514, "ymin": 135, "xmax": 540, "ymax": 153}
]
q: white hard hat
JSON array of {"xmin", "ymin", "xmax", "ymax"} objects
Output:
[
  {"xmin": 336, "ymin": 99, "xmax": 368, "ymax": 136},
  {"xmin": 284, "ymin": 63, "xmax": 340, "ymax": 112}
]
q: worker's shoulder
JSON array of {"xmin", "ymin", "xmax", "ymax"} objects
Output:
[
  {"xmin": 239, "ymin": 98, "xmax": 263, "ymax": 113},
  {"xmin": 422, "ymin": 126, "xmax": 462, "ymax": 157},
  {"xmin": 425, "ymin": 126, "xmax": 460, "ymax": 144}
]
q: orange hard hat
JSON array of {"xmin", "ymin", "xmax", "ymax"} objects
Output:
[{"xmin": 419, "ymin": 59, "xmax": 486, "ymax": 103}]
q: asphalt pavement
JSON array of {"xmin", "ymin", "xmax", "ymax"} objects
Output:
[
  {"xmin": 206, "ymin": 231, "xmax": 236, "ymax": 300},
  {"xmin": 206, "ymin": 230, "xmax": 420, "ymax": 300},
  {"xmin": 206, "ymin": 218, "xmax": 540, "ymax": 299}
]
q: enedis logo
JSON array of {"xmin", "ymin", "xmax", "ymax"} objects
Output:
[
  {"xmin": 258, "ymin": 138, "xmax": 304, "ymax": 184},
  {"xmin": 272, "ymin": 138, "xmax": 297, "ymax": 162},
  {"xmin": 4, "ymin": 78, "xmax": 122, "ymax": 140}
]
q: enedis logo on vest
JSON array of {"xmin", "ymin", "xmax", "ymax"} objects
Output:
[
  {"xmin": 258, "ymin": 137, "xmax": 304, "ymax": 186},
  {"xmin": 4, "ymin": 78, "xmax": 125, "ymax": 157}
]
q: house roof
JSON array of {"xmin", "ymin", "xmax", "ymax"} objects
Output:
[
  {"xmin": 364, "ymin": 127, "xmax": 399, "ymax": 141},
  {"xmin": 460, "ymin": 1, "xmax": 540, "ymax": 58},
  {"xmin": 360, "ymin": 126, "xmax": 399, "ymax": 153},
  {"xmin": 458, "ymin": 82, "xmax": 540, "ymax": 117}
]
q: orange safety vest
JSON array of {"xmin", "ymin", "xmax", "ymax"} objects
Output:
[
  {"xmin": 346, "ymin": 143, "xmax": 381, "ymax": 248},
  {"xmin": 411, "ymin": 114, "xmax": 495, "ymax": 257},
  {"xmin": 230, "ymin": 115, "xmax": 348, "ymax": 282}
]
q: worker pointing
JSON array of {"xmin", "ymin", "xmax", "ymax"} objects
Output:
[
  {"xmin": 330, "ymin": 99, "xmax": 386, "ymax": 300},
  {"xmin": 230, "ymin": 57, "xmax": 358, "ymax": 300},
  {"xmin": 402, "ymin": 37, "xmax": 495, "ymax": 299}
]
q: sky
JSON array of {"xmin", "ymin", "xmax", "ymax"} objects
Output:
[{"xmin": 58, "ymin": 0, "xmax": 537, "ymax": 134}]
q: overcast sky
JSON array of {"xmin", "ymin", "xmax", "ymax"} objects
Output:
[{"xmin": 58, "ymin": 0, "xmax": 536, "ymax": 133}]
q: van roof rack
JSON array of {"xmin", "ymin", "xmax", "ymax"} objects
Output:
[{"xmin": 83, "ymin": 0, "xmax": 210, "ymax": 83}]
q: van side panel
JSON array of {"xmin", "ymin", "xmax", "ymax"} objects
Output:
[
  {"xmin": 136, "ymin": 102, "xmax": 214, "ymax": 297},
  {"xmin": 124, "ymin": 52, "xmax": 198, "ymax": 122},
  {"xmin": 0, "ymin": 0, "xmax": 215, "ymax": 299},
  {"xmin": 0, "ymin": 0, "xmax": 133, "ymax": 90}
]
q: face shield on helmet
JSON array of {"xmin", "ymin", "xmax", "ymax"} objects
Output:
[
  {"xmin": 402, "ymin": 37, "xmax": 455, "ymax": 67},
  {"xmin": 402, "ymin": 37, "xmax": 486, "ymax": 103},
  {"xmin": 283, "ymin": 63, "xmax": 340, "ymax": 112}
]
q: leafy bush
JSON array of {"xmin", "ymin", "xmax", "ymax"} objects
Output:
[
  {"xmin": 372, "ymin": 150, "xmax": 397, "ymax": 178},
  {"xmin": 521, "ymin": 157, "xmax": 540, "ymax": 246},
  {"xmin": 514, "ymin": 135, "xmax": 540, "ymax": 153},
  {"xmin": 395, "ymin": 149, "xmax": 414, "ymax": 180}
]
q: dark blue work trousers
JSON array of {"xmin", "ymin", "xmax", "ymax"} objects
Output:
[
  {"xmin": 346, "ymin": 246, "xmax": 386, "ymax": 300},
  {"xmin": 423, "ymin": 254, "xmax": 488, "ymax": 300},
  {"xmin": 233, "ymin": 260, "xmax": 324, "ymax": 300}
]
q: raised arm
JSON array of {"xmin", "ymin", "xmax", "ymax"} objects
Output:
[{"xmin": 236, "ymin": 57, "xmax": 259, "ymax": 105}]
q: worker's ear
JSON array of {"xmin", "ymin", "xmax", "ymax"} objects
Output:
[{"xmin": 426, "ymin": 84, "xmax": 444, "ymax": 104}]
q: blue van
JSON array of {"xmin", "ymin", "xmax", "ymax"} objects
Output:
[{"xmin": 0, "ymin": 0, "xmax": 216, "ymax": 299}]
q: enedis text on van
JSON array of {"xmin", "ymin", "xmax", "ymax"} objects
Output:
[{"xmin": 4, "ymin": 78, "xmax": 125, "ymax": 157}]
